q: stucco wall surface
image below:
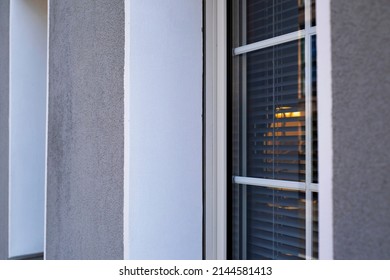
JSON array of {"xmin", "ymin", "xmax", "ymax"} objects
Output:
[
  {"xmin": 332, "ymin": 0, "xmax": 390, "ymax": 259},
  {"xmin": 46, "ymin": 0, "xmax": 125, "ymax": 259},
  {"xmin": 0, "ymin": 0, "xmax": 9, "ymax": 260}
]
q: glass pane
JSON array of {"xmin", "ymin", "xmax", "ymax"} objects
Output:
[
  {"xmin": 312, "ymin": 192, "xmax": 319, "ymax": 259},
  {"xmin": 232, "ymin": 53, "xmax": 242, "ymax": 177},
  {"xmin": 243, "ymin": 0, "xmax": 305, "ymax": 45},
  {"xmin": 312, "ymin": 35, "xmax": 318, "ymax": 183},
  {"xmin": 311, "ymin": 0, "xmax": 316, "ymax": 27},
  {"xmin": 233, "ymin": 39, "xmax": 306, "ymax": 181},
  {"xmin": 232, "ymin": 184, "xmax": 306, "ymax": 260},
  {"xmin": 232, "ymin": 183, "xmax": 242, "ymax": 259}
]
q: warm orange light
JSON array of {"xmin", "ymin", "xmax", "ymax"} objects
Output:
[
  {"xmin": 267, "ymin": 203, "xmax": 301, "ymax": 210},
  {"xmin": 275, "ymin": 111, "xmax": 304, "ymax": 119}
]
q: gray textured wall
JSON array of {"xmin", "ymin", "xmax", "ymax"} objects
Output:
[
  {"xmin": 46, "ymin": 0, "xmax": 125, "ymax": 259},
  {"xmin": 332, "ymin": 0, "xmax": 390, "ymax": 259},
  {"xmin": 0, "ymin": 0, "xmax": 9, "ymax": 260}
]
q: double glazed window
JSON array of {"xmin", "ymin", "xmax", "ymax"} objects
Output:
[{"xmin": 230, "ymin": 0, "xmax": 318, "ymax": 259}]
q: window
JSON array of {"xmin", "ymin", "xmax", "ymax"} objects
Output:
[{"xmin": 230, "ymin": 0, "xmax": 318, "ymax": 260}]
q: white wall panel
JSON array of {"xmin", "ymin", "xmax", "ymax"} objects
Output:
[
  {"xmin": 127, "ymin": 0, "xmax": 203, "ymax": 259},
  {"xmin": 9, "ymin": 0, "xmax": 47, "ymax": 258}
]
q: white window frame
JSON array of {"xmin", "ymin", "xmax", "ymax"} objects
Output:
[
  {"xmin": 204, "ymin": 0, "xmax": 227, "ymax": 260},
  {"xmin": 316, "ymin": 0, "xmax": 333, "ymax": 260},
  {"xmin": 205, "ymin": 0, "xmax": 333, "ymax": 260}
]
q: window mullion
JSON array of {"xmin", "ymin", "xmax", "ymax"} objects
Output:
[
  {"xmin": 305, "ymin": 0, "xmax": 313, "ymax": 260},
  {"xmin": 241, "ymin": 0, "xmax": 248, "ymax": 260}
]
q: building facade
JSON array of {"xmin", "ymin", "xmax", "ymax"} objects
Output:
[{"xmin": 0, "ymin": 0, "xmax": 390, "ymax": 260}]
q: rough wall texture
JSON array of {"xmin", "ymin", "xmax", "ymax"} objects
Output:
[
  {"xmin": 0, "ymin": 0, "xmax": 9, "ymax": 260},
  {"xmin": 46, "ymin": 0, "xmax": 124, "ymax": 259},
  {"xmin": 332, "ymin": 0, "xmax": 390, "ymax": 259}
]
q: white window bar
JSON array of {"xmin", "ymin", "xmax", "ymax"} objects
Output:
[
  {"xmin": 234, "ymin": 27, "xmax": 317, "ymax": 56},
  {"xmin": 232, "ymin": 178, "xmax": 318, "ymax": 192},
  {"xmin": 233, "ymin": 27, "xmax": 317, "ymax": 56},
  {"xmin": 234, "ymin": 30, "xmax": 304, "ymax": 56},
  {"xmin": 305, "ymin": 0, "xmax": 315, "ymax": 260},
  {"xmin": 233, "ymin": 176, "xmax": 306, "ymax": 191}
]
